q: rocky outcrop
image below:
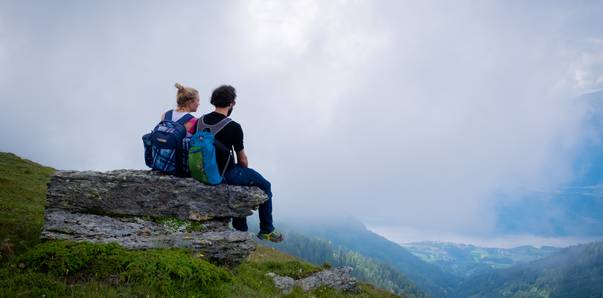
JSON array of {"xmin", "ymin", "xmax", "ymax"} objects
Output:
[
  {"xmin": 47, "ymin": 170, "xmax": 266, "ymax": 220},
  {"xmin": 266, "ymin": 267, "xmax": 358, "ymax": 294},
  {"xmin": 42, "ymin": 170, "xmax": 269, "ymax": 265}
]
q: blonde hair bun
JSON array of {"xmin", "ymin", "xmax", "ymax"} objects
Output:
[{"xmin": 174, "ymin": 83, "xmax": 199, "ymax": 107}]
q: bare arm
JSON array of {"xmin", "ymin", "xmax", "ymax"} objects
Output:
[{"xmin": 236, "ymin": 149, "xmax": 249, "ymax": 168}]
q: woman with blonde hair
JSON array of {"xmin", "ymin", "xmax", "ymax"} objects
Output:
[
  {"xmin": 143, "ymin": 83, "xmax": 200, "ymax": 176},
  {"xmin": 160, "ymin": 83, "xmax": 200, "ymax": 136}
]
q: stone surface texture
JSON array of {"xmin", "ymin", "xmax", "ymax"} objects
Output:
[
  {"xmin": 42, "ymin": 170, "xmax": 268, "ymax": 265},
  {"xmin": 297, "ymin": 266, "xmax": 358, "ymax": 292},
  {"xmin": 266, "ymin": 272, "xmax": 296, "ymax": 294},
  {"xmin": 47, "ymin": 170, "xmax": 268, "ymax": 220},
  {"xmin": 42, "ymin": 210, "xmax": 253, "ymax": 265},
  {"xmin": 267, "ymin": 267, "xmax": 358, "ymax": 294}
]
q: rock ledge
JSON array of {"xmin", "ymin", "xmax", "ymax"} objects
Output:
[{"xmin": 42, "ymin": 170, "xmax": 269, "ymax": 265}]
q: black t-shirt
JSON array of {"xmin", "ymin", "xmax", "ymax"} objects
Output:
[{"xmin": 200, "ymin": 112, "xmax": 244, "ymax": 173}]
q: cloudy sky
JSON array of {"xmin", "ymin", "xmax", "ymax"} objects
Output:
[{"xmin": 1, "ymin": 1, "xmax": 602, "ymax": 247}]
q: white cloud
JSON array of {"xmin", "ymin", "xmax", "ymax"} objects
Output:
[
  {"xmin": 0, "ymin": 1, "xmax": 602, "ymax": 242},
  {"xmin": 0, "ymin": 13, "xmax": 8, "ymax": 83},
  {"xmin": 566, "ymin": 38, "xmax": 603, "ymax": 92},
  {"xmin": 246, "ymin": 0, "xmax": 318, "ymax": 59}
]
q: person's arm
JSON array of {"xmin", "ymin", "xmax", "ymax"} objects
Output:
[
  {"xmin": 236, "ymin": 149, "xmax": 248, "ymax": 168},
  {"xmin": 232, "ymin": 123, "xmax": 247, "ymax": 167}
]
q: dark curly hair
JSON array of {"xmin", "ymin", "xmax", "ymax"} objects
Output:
[{"xmin": 210, "ymin": 85, "xmax": 236, "ymax": 108}]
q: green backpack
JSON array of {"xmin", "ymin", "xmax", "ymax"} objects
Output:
[{"xmin": 188, "ymin": 116, "xmax": 232, "ymax": 184}]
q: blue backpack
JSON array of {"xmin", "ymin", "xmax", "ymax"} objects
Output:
[
  {"xmin": 188, "ymin": 115, "xmax": 232, "ymax": 185},
  {"xmin": 142, "ymin": 110, "xmax": 194, "ymax": 177}
]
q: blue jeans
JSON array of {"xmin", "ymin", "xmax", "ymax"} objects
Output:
[{"xmin": 223, "ymin": 164, "xmax": 274, "ymax": 234}]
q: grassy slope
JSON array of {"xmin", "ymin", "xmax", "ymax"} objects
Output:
[
  {"xmin": 0, "ymin": 152, "xmax": 398, "ymax": 297},
  {"xmin": 0, "ymin": 152, "xmax": 55, "ymax": 260}
]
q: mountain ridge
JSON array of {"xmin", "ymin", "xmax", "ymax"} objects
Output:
[
  {"xmin": 400, "ymin": 241, "xmax": 561, "ymax": 277},
  {"xmin": 454, "ymin": 240, "xmax": 603, "ymax": 297}
]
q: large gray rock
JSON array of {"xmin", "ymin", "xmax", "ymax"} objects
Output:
[
  {"xmin": 41, "ymin": 169, "xmax": 269, "ymax": 265},
  {"xmin": 42, "ymin": 210, "xmax": 254, "ymax": 265},
  {"xmin": 297, "ymin": 267, "xmax": 358, "ymax": 292},
  {"xmin": 266, "ymin": 272, "xmax": 295, "ymax": 294},
  {"xmin": 47, "ymin": 170, "xmax": 268, "ymax": 221}
]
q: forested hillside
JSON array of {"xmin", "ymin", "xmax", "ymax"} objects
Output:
[
  {"xmin": 273, "ymin": 220, "xmax": 461, "ymax": 297},
  {"xmin": 454, "ymin": 241, "xmax": 603, "ymax": 297},
  {"xmin": 401, "ymin": 241, "xmax": 560, "ymax": 277},
  {"xmin": 268, "ymin": 231, "xmax": 426, "ymax": 298},
  {"xmin": 269, "ymin": 221, "xmax": 603, "ymax": 298}
]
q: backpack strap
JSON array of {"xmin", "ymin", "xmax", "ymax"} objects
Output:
[
  {"xmin": 163, "ymin": 110, "xmax": 173, "ymax": 121},
  {"xmin": 197, "ymin": 115, "xmax": 234, "ymax": 158},
  {"xmin": 164, "ymin": 110, "xmax": 193, "ymax": 125},
  {"xmin": 175, "ymin": 113, "xmax": 194, "ymax": 125},
  {"xmin": 212, "ymin": 117, "xmax": 232, "ymax": 134},
  {"xmin": 221, "ymin": 150, "xmax": 232, "ymax": 178},
  {"xmin": 197, "ymin": 116, "xmax": 208, "ymax": 132},
  {"xmin": 197, "ymin": 115, "xmax": 232, "ymax": 135}
]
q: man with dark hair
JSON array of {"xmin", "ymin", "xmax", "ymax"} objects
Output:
[{"xmin": 201, "ymin": 84, "xmax": 283, "ymax": 242}]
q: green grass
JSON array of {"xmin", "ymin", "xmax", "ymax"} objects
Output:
[
  {"xmin": 0, "ymin": 152, "xmax": 55, "ymax": 262},
  {"xmin": 0, "ymin": 152, "xmax": 400, "ymax": 297},
  {"xmin": 221, "ymin": 245, "xmax": 399, "ymax": 298},
  {"xmin": 1, "ymin": 242, "xmax": 398, "ymax": 298},
  {"xmin": 2, "ymin": 240, "xmax": 230, "ymax": 297}
]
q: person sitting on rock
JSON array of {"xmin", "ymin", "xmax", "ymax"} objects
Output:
[
  {"xmin": 161, "ymin": 83, "xmax": 200, "ymax": 135},
  {"xmin": 200, "ymin": 84, "xmax": 283, "ymax": 243},
  {"xmin": 144, "ymin": 83, "xmax": 200, "ymax": 176}
]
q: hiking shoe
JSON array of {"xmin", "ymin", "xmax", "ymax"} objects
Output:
[{"xmin": 257, "ymin": 230, "xmax": 284, "ymax": 243}]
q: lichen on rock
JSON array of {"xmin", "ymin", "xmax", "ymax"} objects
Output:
[{"xmin": 154, "ymin": 216, "xmax": 208, "ymax": 233}]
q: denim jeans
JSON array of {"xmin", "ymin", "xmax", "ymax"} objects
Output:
[{"xmin": 223, "ymin": 164, "xmax": 274, "ymax": 234}]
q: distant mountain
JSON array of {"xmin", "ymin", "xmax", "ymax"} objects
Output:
[
  {"xmin": 454, "ymin": 241, "xmax": 603, "ymax": 298},
  {"xmin": 401, "ymin": 241, "xmax": 560, "ymax": 277},
  {"xmin": 266, "ymin": 218, "xmax": 603, "ymax": 297},
  {"xmin": 269, "ymin": 219, "xmax": 461, "ymax": 297}
]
